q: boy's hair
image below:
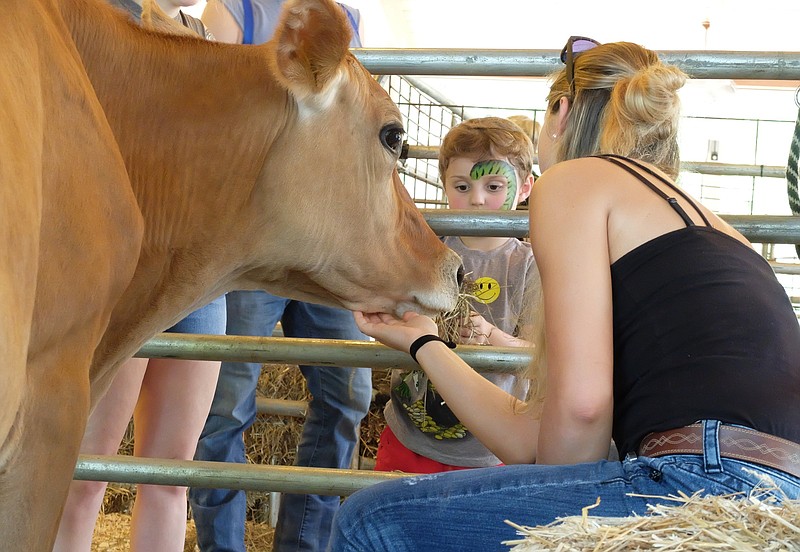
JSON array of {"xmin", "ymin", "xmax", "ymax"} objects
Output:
[{"xmin": 438, "ymin": 117, "xmax": 535, "ymax": 183}]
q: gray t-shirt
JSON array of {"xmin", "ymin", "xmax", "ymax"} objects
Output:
[
  {"xmin": 384, "ymin": 236, "xmax": 535, "ymax": 467},
  {"xmin": 217, "ymin": 0, "xmax": 362, "ymax": 46}
]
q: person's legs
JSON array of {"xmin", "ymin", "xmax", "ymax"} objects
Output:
[
  {"xmin": 330, "ymin": 420, "xmax": 800, "ymax": 552},
  {"xmin": 329, "ymin": 461, "xmax": 663, "ymax": 552},
  {"xmin": 190, "ymin": 291, "xmax": 287, "ymax": 552},
  {"xmin": 131, "ymin": 356, "xmax": 220, "ymax": 551},
  {"xmin": 52, "ymin": 357, "xmax": 148, "ymax": 552},
  {"xmin": 130, "ymin": 295, "xmax": 226, "ymax": 552},
  {"xmin": 273, "ymin": 302, "xmax": 372, "ymax": 552}
]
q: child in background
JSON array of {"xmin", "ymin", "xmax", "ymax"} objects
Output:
[{"xmin": 375, "ymin": 117, "xmax": 536, "ymax": 473}]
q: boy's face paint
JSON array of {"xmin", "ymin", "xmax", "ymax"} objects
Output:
[{"xmin": 469, "ymin": 159, "xmax": 518, "ymax": 210}]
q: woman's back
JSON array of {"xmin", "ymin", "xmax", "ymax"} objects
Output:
[
  {"xmin": 599, "ymin": 158, "xmax": 800, "ymax": 457},
  {"xmin": 531, "ymin": 154, "xmax": 800, "ymax": 459}
]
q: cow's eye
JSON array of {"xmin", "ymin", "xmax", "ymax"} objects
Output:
[{"xmin": 380, "ymin": 124, "xmax": 405, "ymax": 155}]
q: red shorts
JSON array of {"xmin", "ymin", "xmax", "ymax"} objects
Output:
[{"xmin": 374, "ymin": 425, "xmax": 500, "ymax": 474}]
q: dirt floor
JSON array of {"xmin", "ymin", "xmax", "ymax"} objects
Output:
[{"xmin": 90, "ymin": 364, "xmax": 391, "ymax": 551}]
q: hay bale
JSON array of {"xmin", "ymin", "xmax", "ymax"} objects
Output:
[
  {"xmin": 102, "ymin": 424, "xmax": 136, "ymax": 515},
  {"xmin": 95, "ymin": 362, "xmax": 389, "ymax": 549},
  {"xmin": 504, "ymin": 475, "xmax": 800, "ymax": 551},
  {"xmin": 360, "ymin": 370, "xmax": 391, "ymax": 462}
]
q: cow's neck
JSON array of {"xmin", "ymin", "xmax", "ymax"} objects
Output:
[{"xmin": 61, "ymin": 0, "xmax": 292, "ymax": 383}]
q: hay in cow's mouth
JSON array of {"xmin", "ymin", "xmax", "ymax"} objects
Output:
[{"xmin": 434, "ymin": 276, "xmax": 484, "ymax": 344}]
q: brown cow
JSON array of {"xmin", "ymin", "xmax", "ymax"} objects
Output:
[{"xmin": 0, "ymin": 0, "xmax": 462, "ymax": 548}]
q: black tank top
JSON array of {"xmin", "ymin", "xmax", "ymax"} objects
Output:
[{"xmin": 603, "ymin": 155, "xmax": 800, "ymax": 458}]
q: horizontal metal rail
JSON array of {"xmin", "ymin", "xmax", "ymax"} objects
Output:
[
  {"xmin": 354, "ymin": 49, "xmax": 800, "ymax": 80},
  {"xmin": 771, "ymin": 262, "xmax": 800, "ymax": 275},
  {"xmin": 74, "ymin": 455, "xmax": 408, "ymax": 495},
  {"xmin": 422, "ymin": 210, "xmax": 800, "ymax": 244},
  {"xmin": 136, "ymin": 334, "xmax": 531, "ymax": 374},
  {"xmin": 406, "ymin": 146, "xmax": 787, "ymax": 179},
  {"xmin": 257, "ymin": 398, "xmax": 307, "ymax": 417},
  {"xmin": 681, "ymin": 162, "xmax": 786, "ymax": 179}
]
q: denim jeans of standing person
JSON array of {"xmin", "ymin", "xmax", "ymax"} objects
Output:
[
  {"xmin": 189, "ymin": 290, "xmax": 373, "ymax": 552},
  {"xmin": 168, "ymin": 294, "xmax": 227, "ymax": 335},
  {"xmin": 328, "ymin": 420, "xmax": 800, "ymax": 552}
]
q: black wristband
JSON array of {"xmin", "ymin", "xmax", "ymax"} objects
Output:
[{"xmin": 409, "ymin": 334, "xmax": 456, "ymax": 363}]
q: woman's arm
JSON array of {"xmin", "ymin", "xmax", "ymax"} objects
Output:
[
  {"xmin": 529, "ymin": 161, "xmax": 615, "ymax": 465},
  {"xmin": 355, "ymin": 312, "xmax": 541, "ymax": 464}
]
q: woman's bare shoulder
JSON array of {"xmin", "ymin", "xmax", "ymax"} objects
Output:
[{"xmin": 533, "ymin": 157, "xmax": 619, "ymax": 206}]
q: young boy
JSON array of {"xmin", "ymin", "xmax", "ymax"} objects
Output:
[{"xmin": 376, "ymin": 117, "xmax": 536, "ymax": 473}]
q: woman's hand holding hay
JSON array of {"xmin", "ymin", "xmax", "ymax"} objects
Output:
[{"xmin": 354, "ymin": 311, "xmax": 439, "ymax": 354}]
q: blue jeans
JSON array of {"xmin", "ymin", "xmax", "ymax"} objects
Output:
[
  {"xmin": 189, "ymin": 290, "xmax": 372, "ymax": 552},
  {"xmin": 328, "ymin": 420, "xmax": 800, "ymax": 552},
  {"xmin": 166, "ymin": 294, "xmax": 227, "ymax": 334}
]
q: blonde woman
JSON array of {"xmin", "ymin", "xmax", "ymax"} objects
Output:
[{"xmin": 327, "ymin": 38, "xmax": 800, "ymax": 551}]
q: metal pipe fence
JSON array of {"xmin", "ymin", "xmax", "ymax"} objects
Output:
[
  {"xmin": 405, "ymin": 145, "xmax": 788, "ymax": 179},
  {"xmin": 136, "ymin": 334, "xmax": 531, "ymax": 374},
  {"xmin": 74, "ymin": 455, "xmax": 407, "ymax": 495},
  {"xmin": 85, "ymin": 211, "xmax": 800, "ymax": 490},
  {"xmin": 422, "ymin": 210, "xmax": 800, "ymax": 244},
  {"xmin": 355, "ymin": 49, "xmax": 800, "ymax": 79},
  {"xmin": 77, "ymin": 48, "xmax": 800, "ymax": 494}
]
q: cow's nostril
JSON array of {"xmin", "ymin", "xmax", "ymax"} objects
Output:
[{"xmin": 456, "ymin": 265, "xmax": 465, "ymax": 287}]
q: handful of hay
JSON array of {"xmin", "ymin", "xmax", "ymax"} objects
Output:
[
  {"xmin": 434, "ymin": 276, "xmax": 484, "ymax": 344},
  {"xmin": 504, "ymin": 475, "xmax": 800, "ymax": 551}
]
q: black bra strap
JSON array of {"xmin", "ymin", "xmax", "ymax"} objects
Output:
[{"xmin": 597, "ymin": 154, "xmax": 713, "ymax": 228}]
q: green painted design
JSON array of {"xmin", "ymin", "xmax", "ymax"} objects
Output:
[
  {"xmin": 469, "ymin": 159, "xmax": 518, "ymax": 210},
  {"xmin": 395, "ymin": 380, "xmax": 411, "ymax": 400}
]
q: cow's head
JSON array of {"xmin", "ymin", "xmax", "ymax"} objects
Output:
[{"xmin": 240, "ymin": 0, "xmax": 462, "ymax": 317}]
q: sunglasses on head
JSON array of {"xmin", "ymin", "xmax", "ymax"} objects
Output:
[{"xmin": 560, "ymin": 36, "xmax": 601, "ymax": 96}]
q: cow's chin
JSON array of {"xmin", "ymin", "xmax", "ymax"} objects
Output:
[
  {"xmin": 393, "ymin": 301, "xmax": 428, "ymax": 318},
  {"xmin": 385, "ymin": 288, "xmax": 460, "ymax": 319},
  {"xmin": 261, "ymin": 274, "xmax": 458, "ymax": 320},
  {"xmin": 393, "ymin": 300, "xmax": 448, "ymax": 319},
  {"xmin": 335, "ymin": 297, "xmax": 444, "ymax": 320},
  {"xmin": 345, "ymin": 287, "xmax": 459, "ymax": 319}
]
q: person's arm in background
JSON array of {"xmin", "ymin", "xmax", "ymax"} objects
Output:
[{"xmin": 202, "ymin": 0, "xmax": 243, "ymax": 44}]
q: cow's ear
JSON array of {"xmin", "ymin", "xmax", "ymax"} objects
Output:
[
  {"xmin": 268, "ymin": 0, "xmax": 351, "ymax": 98},
  {"xmin": 141, "ymin": 0, "xmax": 198, "ymax": 37}
]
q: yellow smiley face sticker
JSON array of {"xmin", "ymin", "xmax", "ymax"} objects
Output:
[{"xmin": 473, "ymin": 276, "xmax": 501, "ymax": 304}]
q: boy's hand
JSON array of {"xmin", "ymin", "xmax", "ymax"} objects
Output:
[
  {"xmin": 354, "ymin": 311, "xmax": 439, "ymax": 353},
  {"xmin": 460, "ymin": 312, "xmax": 493, "ymax": 345}
]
